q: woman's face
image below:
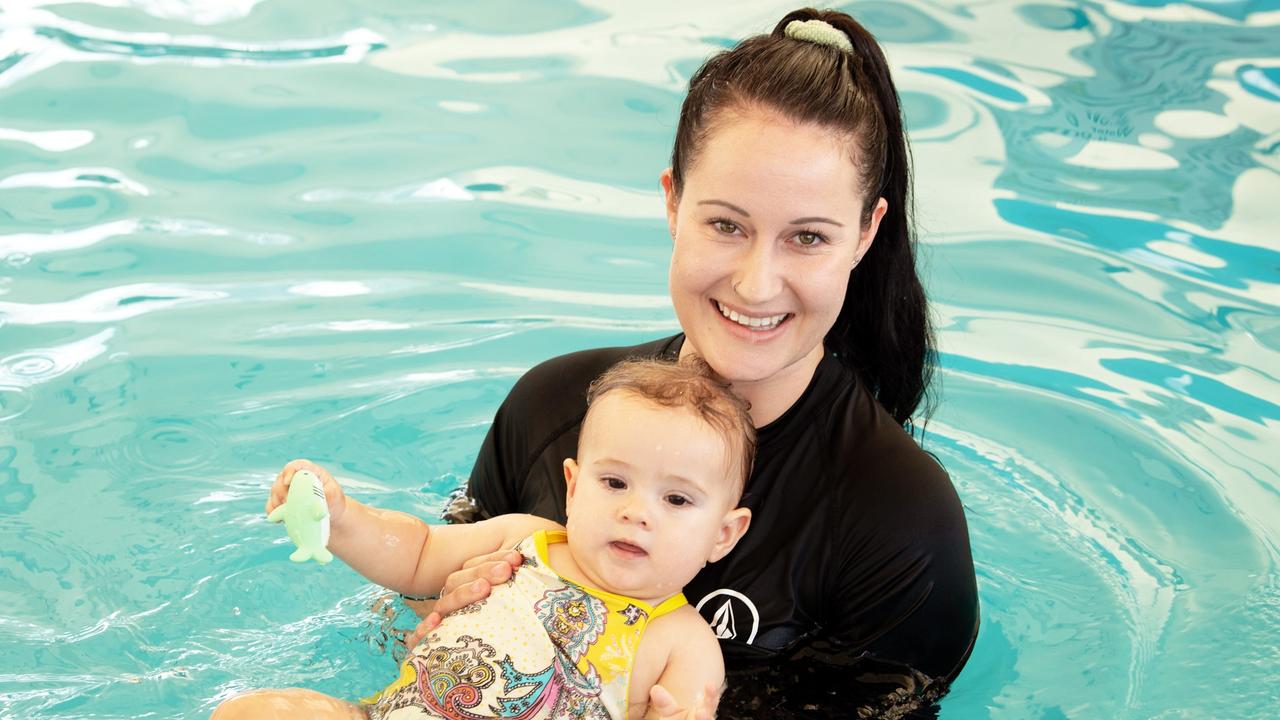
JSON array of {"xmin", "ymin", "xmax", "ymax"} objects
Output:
[{"xmin": 663, "ymin": 109, "xmax": 886, "ymax": 389}]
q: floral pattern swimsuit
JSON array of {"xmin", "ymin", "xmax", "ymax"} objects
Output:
[{"xmin": 364, "ymin": 530, "xmax": 687, "ymax": 720}]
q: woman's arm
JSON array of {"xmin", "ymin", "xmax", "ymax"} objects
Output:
[{"xmin": 824, "ymin": 454, "xmax": 979, "ymax": 683}]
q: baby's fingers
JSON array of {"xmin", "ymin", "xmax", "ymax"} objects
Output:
[
  {"xmin": 266, "ymin": 459, "xmax": 319, "ymax": 515},
  {"xmin": 647, "ymin": 685, "xmax": 680, "ymax": 718},
  {"xmin": 265, "ymin": 468, "xmax": 293, "ymax": 515},
  {"xmin": 693, "ymin": 682, "xmax": 720, "ymax": 720}
]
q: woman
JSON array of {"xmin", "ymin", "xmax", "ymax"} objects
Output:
[{"xmin": 425, "ymin": 8, "xmax": 978, "ymax": 718}]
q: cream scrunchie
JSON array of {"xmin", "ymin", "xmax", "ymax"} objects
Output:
[{"xmin": 784, "ymin": 19, "xmax": 853, "ymax": 53}]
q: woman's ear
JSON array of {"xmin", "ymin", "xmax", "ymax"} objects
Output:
[
  {"xmin": 857, "ymin": 197, "xmax": 888, "ymax": 263},
  {"xmin": 708, "ymin": 507, "xmax": 752, "ymax": 563},
  {"xmin": 659, "ymin": 167, "xmax": 679, "ymax": 240}
]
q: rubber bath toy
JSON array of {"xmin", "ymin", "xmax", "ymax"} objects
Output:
[{"xmin": 268, "ymin": 469, "xmax": 333, "ymax": 564}]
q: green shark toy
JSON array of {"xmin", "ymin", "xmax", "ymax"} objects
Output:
[{"xmin": 268, "ymin": 469, "xmax": 333, "ymax": 564}]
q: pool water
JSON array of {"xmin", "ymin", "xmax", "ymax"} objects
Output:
[{"xmin": 1, "ymin": 1, "xmax": 1277, "ymax": 718}]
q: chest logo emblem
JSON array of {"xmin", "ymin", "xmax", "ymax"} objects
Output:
[{"xmin": 694, "ymin": 589, "xmax": 760, "ymax": 644}]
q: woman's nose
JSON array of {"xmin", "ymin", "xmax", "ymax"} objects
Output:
[{"xmin": 732, "ymin": 240, "xmax": 783, "ymax": 304}]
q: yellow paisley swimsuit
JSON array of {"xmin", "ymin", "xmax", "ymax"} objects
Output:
[{"xmin": 364, "ymin": 530, "xmax": 687, "ymax": 720}]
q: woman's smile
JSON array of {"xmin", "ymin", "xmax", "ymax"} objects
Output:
[{"xmin": 714, "ymin": 300, "xmax": 791, "ymax": 332}]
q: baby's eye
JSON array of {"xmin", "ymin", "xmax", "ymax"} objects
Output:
[
  {"xmin": 603, "ymin": 477, "xmax": 626, "ymax": 490},
  {"xmin": 665, "ymin": 494, "xmax": 690, "ymax": 507}
]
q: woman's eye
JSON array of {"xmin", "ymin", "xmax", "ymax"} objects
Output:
[
  {"xmin": 665, "ymin": 494, "xmax": 690, "ymax": 507},
  {"xmin": 711, "ymin": 219, "xmax": 739, "ymax": 235},
  {"xmin": 795, "ymin": 231, "xmax": 826, "ymax": 247}
]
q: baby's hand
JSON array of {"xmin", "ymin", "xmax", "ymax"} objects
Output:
[
  {"xmin": 647, "ymin": 682, "xmax": 719, "ymax": 720},
  {"xmin": 266, "ymin": 459, "xmax": 348, "ymax": 524}
]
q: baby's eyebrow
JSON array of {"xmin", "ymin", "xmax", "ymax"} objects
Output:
[
  {"xmin": 589, "ymin": 457, "xmax": 634, "ymax": 472},
  {"xmin": 662, "ymin": 473, "xmax": 709, "ymax": 495}
]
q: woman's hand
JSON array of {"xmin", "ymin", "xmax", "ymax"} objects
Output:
[
  {"xmin": 403, "ymin": 548, "xmax": 524, "ymax": 649},
  {"xmin": 647, "ymin": 682, "xmax": 720, "ymax": 720},
  {"xmin": 266, "ymin": 459, "xmax": 348, "ymax": 524}
]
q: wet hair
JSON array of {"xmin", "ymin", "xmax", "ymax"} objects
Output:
[
  {"xmin": 584, "ymin": 355, "xmax": 755, "ymax": 500},
  {"xmin": 669, "ymin": 8, "xmax": 936, "ymax": 429}
]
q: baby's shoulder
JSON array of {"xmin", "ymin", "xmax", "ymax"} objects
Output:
[
  {"xmin": 630, "ymin": 603, "xmax": 721, "ymax": 707},
  {"xmin": 643, "ymin": 604, "xmax": 718, "ymax": 656}
]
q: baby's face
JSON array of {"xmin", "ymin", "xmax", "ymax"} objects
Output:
[{"xmin": 563, "ymin": 392, "xmax": 749, "ymax": 603}]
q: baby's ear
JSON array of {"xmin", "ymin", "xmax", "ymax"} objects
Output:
[
  {"xmin": 709, "ymin": 507, "xmax": 751, "ymax": 563},
  {"xmin": 563, "ymin": 458, "xmax": 579, "ymax": 500}
]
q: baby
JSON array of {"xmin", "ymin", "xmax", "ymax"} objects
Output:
[{"xmin": 213, "ymin": 356, "xmax": 754, "ymax": 720}]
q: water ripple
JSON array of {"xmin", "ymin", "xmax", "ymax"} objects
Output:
[
  {"xmin": 104, "ymin": 418, "xmax": 221, "ymax": 475},
  {"xmin": 0, "ymin": 329, "xmax": 114, "ymax": 388},
  {"xmin": 0, "ymin": 218, "xmax": 297, "ymax": 259},
  {"xmin": 0, "ymin": 126, "xmax": 93, "ymax": 151},
  {"xmin": 932, "ymin": 417, "xmax": 1180, "ymax": 708},
  {"xmin": 300, "ymin": 166, "xmax": 662, "ymax": 219},
  {"xmin": 34, "ymin": 25, "xmax": 386, "ymax": 63},
  {"xmin": 0, "ymin": 284, "xmax": 228, "ymax": 325},
  {"xmin": 0, "ymin": 387, "xmax": 34, "ymax": 423},
  {"xmin": 0, "ymin": 167, "xmax": 151, "ymax": 195},
  {"xmin": 1, "ymin": 6, "xmax": 386, "ymax": 64}
]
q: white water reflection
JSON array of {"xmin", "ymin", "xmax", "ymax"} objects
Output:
[
  {"xmin": 299, "ymin": 167, "xmax": 662, "ymax": 219},
  {"xmin": 0, "ymin": 167, "xmax": 152, "ymax": 195},
  {"xmin": 0, "ymin": 127, "xmax": 94, "ymax": 151},
  {"xmin": 459, "ymin": 280, "xmax": 669, "ymax": 308},
  {"xmin": 0, "ymin": 283, "xmax": 228, "ymax": 324}
]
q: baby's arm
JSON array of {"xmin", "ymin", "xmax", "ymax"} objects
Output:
[
  {"xmin": 270, "ymin": 460, "xmax": 556, "ymax": 597},
  {"xmin": 334, "ymin": 503, "xmax": 552, "ymax": 597},
  {"xmin": 641, "ymin": 608, "xmax": 724, "ymax": 720}
]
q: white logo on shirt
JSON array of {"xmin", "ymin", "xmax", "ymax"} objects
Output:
[{"xmin": 695, "ymin": 588, "xmax": 760, "ymax": 644}]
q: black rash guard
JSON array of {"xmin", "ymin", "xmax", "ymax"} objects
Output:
[{"xmin": 454, "ymin": 335, "xmax": 979, "ymax": 718}]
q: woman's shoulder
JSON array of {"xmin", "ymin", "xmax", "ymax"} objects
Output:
[{"xmin": 807, "ymin": 374, "xmax": 961, "ymax": 525}]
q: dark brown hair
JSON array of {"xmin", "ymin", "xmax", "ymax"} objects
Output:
[
  {"xmin": 670, "ymin": 8, "xmax": 936, "ymax": 429},
  {"xmin": 584, "ymin": 355, "xmax": 755, "ymax": 499}
]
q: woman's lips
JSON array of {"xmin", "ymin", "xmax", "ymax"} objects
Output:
[{"xmin": 710, "ymin": 299, "xmax": 791, "ymax": 338}]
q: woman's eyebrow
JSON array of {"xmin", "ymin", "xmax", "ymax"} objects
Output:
[
  {"xmin": 791, "ymin": 216, "xmax": 844, "ymax": 227},
  {"xmin": 699, "ymin": 199, "xmax": 750, "ymax": 216},
  {"xmin": 697, "ymin": 200, "xmax": 844, "ymax": 227}
]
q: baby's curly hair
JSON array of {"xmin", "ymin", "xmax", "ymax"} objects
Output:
[{"xmin": 584, "ymin": 355, "xmax": 755, "ymax": 500}]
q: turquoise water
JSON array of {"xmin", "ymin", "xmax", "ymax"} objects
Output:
[{"xmin": 1, "ymin": 0, "xmax": 1277, "ymax": 717}]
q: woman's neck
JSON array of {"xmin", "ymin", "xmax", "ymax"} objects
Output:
[{"xmin": 680, "ymin": 340, "xmax": 824, "ymax": 428}]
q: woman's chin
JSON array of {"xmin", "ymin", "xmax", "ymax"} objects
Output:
[{"xmin": 698, "ymin": 346, "xmax": 792, "ymax": 386}]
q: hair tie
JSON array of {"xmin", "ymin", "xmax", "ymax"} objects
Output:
[{"xmin": 784, "ymin": 19, "xmax": 853, "ymax": 53}]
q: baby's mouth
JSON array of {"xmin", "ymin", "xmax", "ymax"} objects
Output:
[{"xmin": 610, "ymin": 540, "xmax": 647, "ymax": 557}]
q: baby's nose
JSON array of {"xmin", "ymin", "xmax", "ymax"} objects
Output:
[{"xmin": 617, "ymin": 496, "xmax": 650, "ymax": 526}]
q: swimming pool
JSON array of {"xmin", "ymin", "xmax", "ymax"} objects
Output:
[{"xmin": 1, "ymin": 0, "xmax": 1277, "ymax": 717}]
